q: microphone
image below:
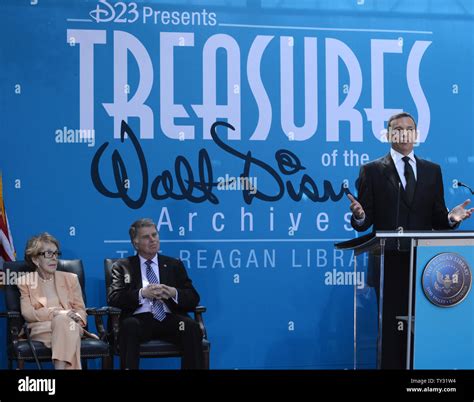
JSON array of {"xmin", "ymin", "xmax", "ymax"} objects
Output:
[
  {"xmin": 457, "ymin": 181, "xmax": 474, "ymax": 195},
  {"xmin": 395, "ymin": 181, "xmax": 402, "ymax": 251},
  {"xmin": 395, "ymin": 181, "xmax": 403, "ymax": 233}
]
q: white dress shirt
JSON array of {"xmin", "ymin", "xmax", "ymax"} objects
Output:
[
  {"xmin": 390, "ymin": 148, "xmax": 417, "ymax": 189},
  {"xmin": 133, "ymin": 254, "xmax": 178, "ymax": 315}
]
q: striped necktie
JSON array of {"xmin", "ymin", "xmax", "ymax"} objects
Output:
[{"xmin": 145, "ymin": 259, "xmax": 166, "ymax": 321}]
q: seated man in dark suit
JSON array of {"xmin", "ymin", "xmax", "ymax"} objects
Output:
[
  {"xmin": 107, "ymin": 218, "xmax": 203, "ymax": 369},
  {"xmin": 346, "ymin": 112, "xmax": 473, "ymax": 368}
]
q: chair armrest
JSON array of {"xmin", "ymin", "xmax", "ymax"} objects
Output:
[
  {"xmin": 193, "ymin": 306, "xmax": 208, "ymax": 340},
  {"xmin": 86, "ymin": 307, "xmax": 113, "ymax": 316},
  {"xmin": 0, "ymin": 311, "xmax": 23, "ymax": 344},
  {"xmin": 0, "ymin": 311, "xmax": 21, "ymax": 319},
  {"xmin": 107, "ymin": 306, "xmax": 122, "ymax": 316},
  {"xmin": 104, "ymin": 307, "xmax": 122, "ymax": 350},
  {"xmin": 85, "ymin": 307, "xmax": 115, "ymax": 341},
  {"xmin": 86, "ymin": 306, "xmax": 123, "ymax": 342}
]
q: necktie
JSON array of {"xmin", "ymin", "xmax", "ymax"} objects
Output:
[
  {"xmin": 145, "ymin": 259, "xmax": 166, "ymax": 321},
  {"xmin": 402, "ymin": 156, "xmax": 416, "ymax": 204}
]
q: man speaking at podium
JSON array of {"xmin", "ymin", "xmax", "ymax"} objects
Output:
[{"xmin": 347, "ymin": 112, "xmax": 473, "ymax": 369}]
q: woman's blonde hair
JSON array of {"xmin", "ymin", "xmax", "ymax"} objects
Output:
[{"xmin": 24, "ymin": 233, "xmax": 60, "ymax": 268}]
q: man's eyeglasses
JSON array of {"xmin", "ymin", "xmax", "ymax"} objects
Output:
[{"xmin": 38, "ymin": 251, "xmax": 62, "ymax": 259}]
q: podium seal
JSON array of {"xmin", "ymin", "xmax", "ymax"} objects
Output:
[{"xmin": 422, "ymin": 252, "xmax": 472, "ymax": 307}]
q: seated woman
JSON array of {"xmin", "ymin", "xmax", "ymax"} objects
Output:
[{"xmin": 18, "ymin": 233, "xmax": 87, "ymax": 369}]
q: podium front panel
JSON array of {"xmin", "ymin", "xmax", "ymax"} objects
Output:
[{"xmin": 413, "ymin": 240, "xmax": 474, "ymax": 369}]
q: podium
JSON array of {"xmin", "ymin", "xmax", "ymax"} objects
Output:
[{"xmin": 335, "ymin": 231, "xmax": 474, "ymax": 369}]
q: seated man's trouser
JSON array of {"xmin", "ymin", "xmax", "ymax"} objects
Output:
[{"xmin": 119, "ymin": 312, "xmax": 204, "ymax": 369}]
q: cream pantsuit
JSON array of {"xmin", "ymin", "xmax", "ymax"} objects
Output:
[{"xmin": 18, "ymin": 271, "xmax": 87, "ymax": 369}]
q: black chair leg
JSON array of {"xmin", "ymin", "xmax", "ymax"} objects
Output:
[
  {"xmin": 102, "ymin": 356, "xmax": 112, "ymax": 369},
  {"xmin": 179, "ymin": 350, "xmax": 210, "ymax": 369},
  {"xmin": 203, "ymin": 349, "xmax": 210, "ymax": 370},
  {"xmin": 82, "ymin": 359, "xmax": 88, "ymax": 370},
  {"xmin": 17, "ymin": 359, "xmax": 25, "ymax": 370}
]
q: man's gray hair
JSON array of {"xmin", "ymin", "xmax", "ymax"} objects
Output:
[{"xmin": 129, "ymin": 218, "xmax": 157, "ymax": 243}]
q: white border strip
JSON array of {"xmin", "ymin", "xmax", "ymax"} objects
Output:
[
  {"xmin": 376, "ymin": 231, "xmax": 474, "ymax": 238},
  {"xmin": 104, "ymin": 238, "xmax": 348, "ymax": 244},
  {"xmin": 219, "ymin": 23, "xmax": 433, "ymax": 35}
]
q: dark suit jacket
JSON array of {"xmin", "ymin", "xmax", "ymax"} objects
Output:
[
  {"xmin": 351, "ymin": 153, "xmax": 453, "ymax": 232},
  {"xmin": 107, "ymin": 254, "xmax": 200, "ymax": 320}
]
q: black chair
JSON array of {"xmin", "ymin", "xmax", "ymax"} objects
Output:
[
  {"xmin": 104, "ymin": 258, "xmax": 210, "ymax": 369},
  {"xmin": 1, "ymin": 260, "xmax": 112, "ymax": 369}
]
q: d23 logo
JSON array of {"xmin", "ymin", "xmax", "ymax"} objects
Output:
[{"xmin": 422, "ymin": 253, "xmax": 472, "ymax": 307}]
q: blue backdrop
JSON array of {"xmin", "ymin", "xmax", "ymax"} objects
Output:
[{"xmin": 1, "ymin": 0, "xmax": 473, "ymax": 369}]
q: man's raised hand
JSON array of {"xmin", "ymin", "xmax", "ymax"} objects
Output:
[
  {"xmin": 347, "ymin": 193, "xmax": 365, "ymax": 220},
  {"xmin": 449, "ymin": 199, "xmax": 474, "ymax": 223}
]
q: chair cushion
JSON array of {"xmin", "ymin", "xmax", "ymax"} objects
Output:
[
  {"xmin": 12, "ymin": 339, "xmax": 110, "ymax": 360},
  {"xmin": 138, "ymin": 338, "xmax": 210, "ymax": 356},
  {"xmin": 80, "ymin": 338, "xmax": 111, "ymax": 357},
  {"xmin": 13, "ymin": 341, "xmax": 52, "ymax": 360},
  {"xmin": 139, "ymin": 339, "xmax": 181, "ymax": 356}
]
